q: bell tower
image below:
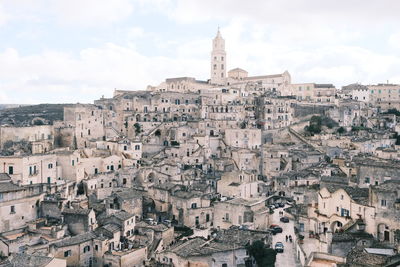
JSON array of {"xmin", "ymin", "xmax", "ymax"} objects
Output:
[{"xmin": 210, "ymin": 28, "xmax": 226, "ymax": 85}]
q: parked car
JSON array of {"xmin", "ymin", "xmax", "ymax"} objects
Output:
[
  {"xmin": 280, "ymin": 217, "xmax": 289, "ymax": 223},
  {"xmin": 275, "ymin": 242, "xmax": 284, "ymax": 253},
  {"xmin": 274, "ymin": 203, "xmax": 280, "ymax": 208},
  {"xmin": 270, "ymin": 225, "xmax": 283, "ymax": 235},
  {"xmin": 269, "ymin": 204, "xmax": 275, "ymax": 210},
  {"xmin": 278, "ymin": 202, "xmax": 285, "ymax": 208}
]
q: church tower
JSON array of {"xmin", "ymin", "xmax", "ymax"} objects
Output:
[{"xmin": 210, "ymin": 29, "xmax": 226, "ymax": 85}]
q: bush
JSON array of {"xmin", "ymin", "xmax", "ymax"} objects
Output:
[
  {"xmin": 337, "ymin": 127, "xmax": 345, "ymax": 134},
  {"xmin": 384, "ymin": 108, "xmax": 400, "ymax": 116},
  {"xmin": 305, "ymin": 116, "xmax": 338, "ymax": 135},
  {"xmin": 171, "ymin": 141, "xmax": 180, "ymax": 146},
  {"xmin": 133, "ymin": 123, "xmax": 142, "ymax": 135}
]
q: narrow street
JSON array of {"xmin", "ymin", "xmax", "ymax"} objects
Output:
[{"xmin": 271, "ymin": 205, "xmax": 300, "ymax": 267}]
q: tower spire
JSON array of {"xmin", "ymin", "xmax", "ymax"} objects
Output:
[{"xmin": 210, "ymin": 28, "xmax": 226, "ymax": 85}]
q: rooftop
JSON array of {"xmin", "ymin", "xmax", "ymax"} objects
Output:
[
  {"xmin": 62, "ymin": 208, "xmax": 92, "ymax": 216},
  {"xmin": 53, "ymin": 232, "xmax": 97, "ymax": 248},
  {"xmin": 112, "ymin": 210, "xmax": 135, "ymax": 221},
  {"xmin": 1, "ymin": 253, "xmax": 54, "ymax": 267}
]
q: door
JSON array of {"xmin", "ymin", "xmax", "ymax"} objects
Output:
[{"xmin": 384, "ymin": 231, "xmax": 390, "ymax": 241}]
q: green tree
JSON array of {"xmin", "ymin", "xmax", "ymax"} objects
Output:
[
  {"xmin": 246, "ymin": 240, "xmax": 277, "ymax": 267},
  {"xmin": 337, "ymin": 127, "xmax": 345, "ymax": 134},
  {"xmin": 134, "ymin": 123, "xmax": 142, "ymax": 135},
  {"xmin": 384, "ymin": 108, "xmax": 400, "ymax": 116}
]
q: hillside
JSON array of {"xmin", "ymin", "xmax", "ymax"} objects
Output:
[{"xmin": 0, "ymin": 104, "xmax": 72, "ymax": 126}]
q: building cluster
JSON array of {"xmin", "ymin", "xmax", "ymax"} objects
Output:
[{"xmin": 0, "ymin": 30, "xmax": 399, "ymax": 267}]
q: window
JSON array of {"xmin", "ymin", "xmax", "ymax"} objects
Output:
[
  {"xmin": 340, "ymin": 195, "xmax": 344, "ymax": 200},
  {"xmin": 341, "ymin": 208, "xmax": 350, "ymax": 217},
  {"xmin": 95, "ymin": 245, "xmax": 99, "ymax": 251},
  {"xmin": 124, "ymin": 145, "xmax": 127, "ymax": 151},
  {"xmin": 64, "ymin": 250, "xmax": 72, "ymax": 257},
  {"xmin": 47, "ymin": 177, "xmax": 51, "ymax": 184},
  {"xmin": 222, "ymin": 264, "xmax": 228, "ymax": 267},
  {"xmin": 364, "ymin": 177, "xmax": 370, "ymax": 184},
  {"xmin": 135, "ymin": 145, "xmax": 140, "ymax": 150},
  {"xmin": 83, "ymin": 245, "xmax": 91, "ymax": 253},
  {"xmin": 191, "ymin": 203, "xmax": 197, "ymax": 209},
  {"xmin": 10, "ymin": 205, "xmax": 15, "ymax": 214},
  {"xmin": 381, "ymin": 199, "xmax": 387, "ymax": 207}
]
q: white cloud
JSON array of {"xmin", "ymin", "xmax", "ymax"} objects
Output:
[
  {"xmin": 170, "ymin": 0, "xmax": 400, "ymax": 25},
  {"xmin": 389, "ymin": 33, "xmax": 400, "ymax": 49},
  {"xmin": 1, "ymin": 0, "xmax": 400, "ymax": 104},
  {"xmin": 0, "ymin": 3, "xmax": 10, "ymax": 26},
  {"xmin": 50, "ymin": 0, "xmax": 134, "ymax": 27},
  {"xmin": 0, "ymin": 42, "xmax": 209, "ymax": 104}
]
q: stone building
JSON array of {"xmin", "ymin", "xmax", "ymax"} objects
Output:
[
  {"xmin": 0, "ymin": 154, "xmax": 60, "ymax": 185},
  {"xmin": 368, "ymin": 83, "xmax": 400, "ymax": 111},
  {"xmin": 213, "ymin": 197, "xmax": 269, "ymax": 229},
  {"xmin": 369, "ymin": 180, "xmax": 400, "ymax": 244}
]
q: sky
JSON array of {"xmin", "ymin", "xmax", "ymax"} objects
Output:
[{"xmin": 0, "ymin": 0, "xmax": 400, "ymax": 104}]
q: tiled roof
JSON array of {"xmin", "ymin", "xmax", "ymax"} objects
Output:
[
  {"xmin": 346, "ymin": 247, "xmax": 388, "ymax": 266},
  {"xmin": 53, "ymin": 232, "xmax": 97, "ymax": 248},
  {"xmin": 169, "ymin": 229, "xmax": 269, "ymax": 258},
  {"xmin": 102, "ymin": 223, "xmax": 121, "ymax": 233},
  {"xmin": 324, "ymin": 185, "xmax": 369, "ymax": 205},
  {"xmin": 0, "ymin": 182, "xmax": 22, "ymax": 193},
  {"xmin": 113, "ymin": 211, "xmax": 134, "ymax": 221},
  {"xmin": 62, "ymin": 208, "xmax": 92, "ymax": 216},
  {"xmin": 2, "ymin": 253, "xmax": 53, "ymax": 267},
  {"xmin": 112, "ymin": 188, "xmax": 142, "ymax": 200},
  {"xmin": 0, "ymin": 173, "xmax": 11, "ymax": 181},
  {"xmin": 135, "ymin": 221, "xmax": 169, "ymax": 232}
]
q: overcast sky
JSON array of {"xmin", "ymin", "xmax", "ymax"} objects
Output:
[{"xmin": 0, "ymin": 0, "xmax": 399, "ymax": 104}]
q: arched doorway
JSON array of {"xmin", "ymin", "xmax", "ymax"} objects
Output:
[
  {"xmin": 377, "ymin": 223, "xmax": 390, "ymax": 242},
  {"xmin": 330, "ymin": 221, "xmax": 343, "ymax": 233}
]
